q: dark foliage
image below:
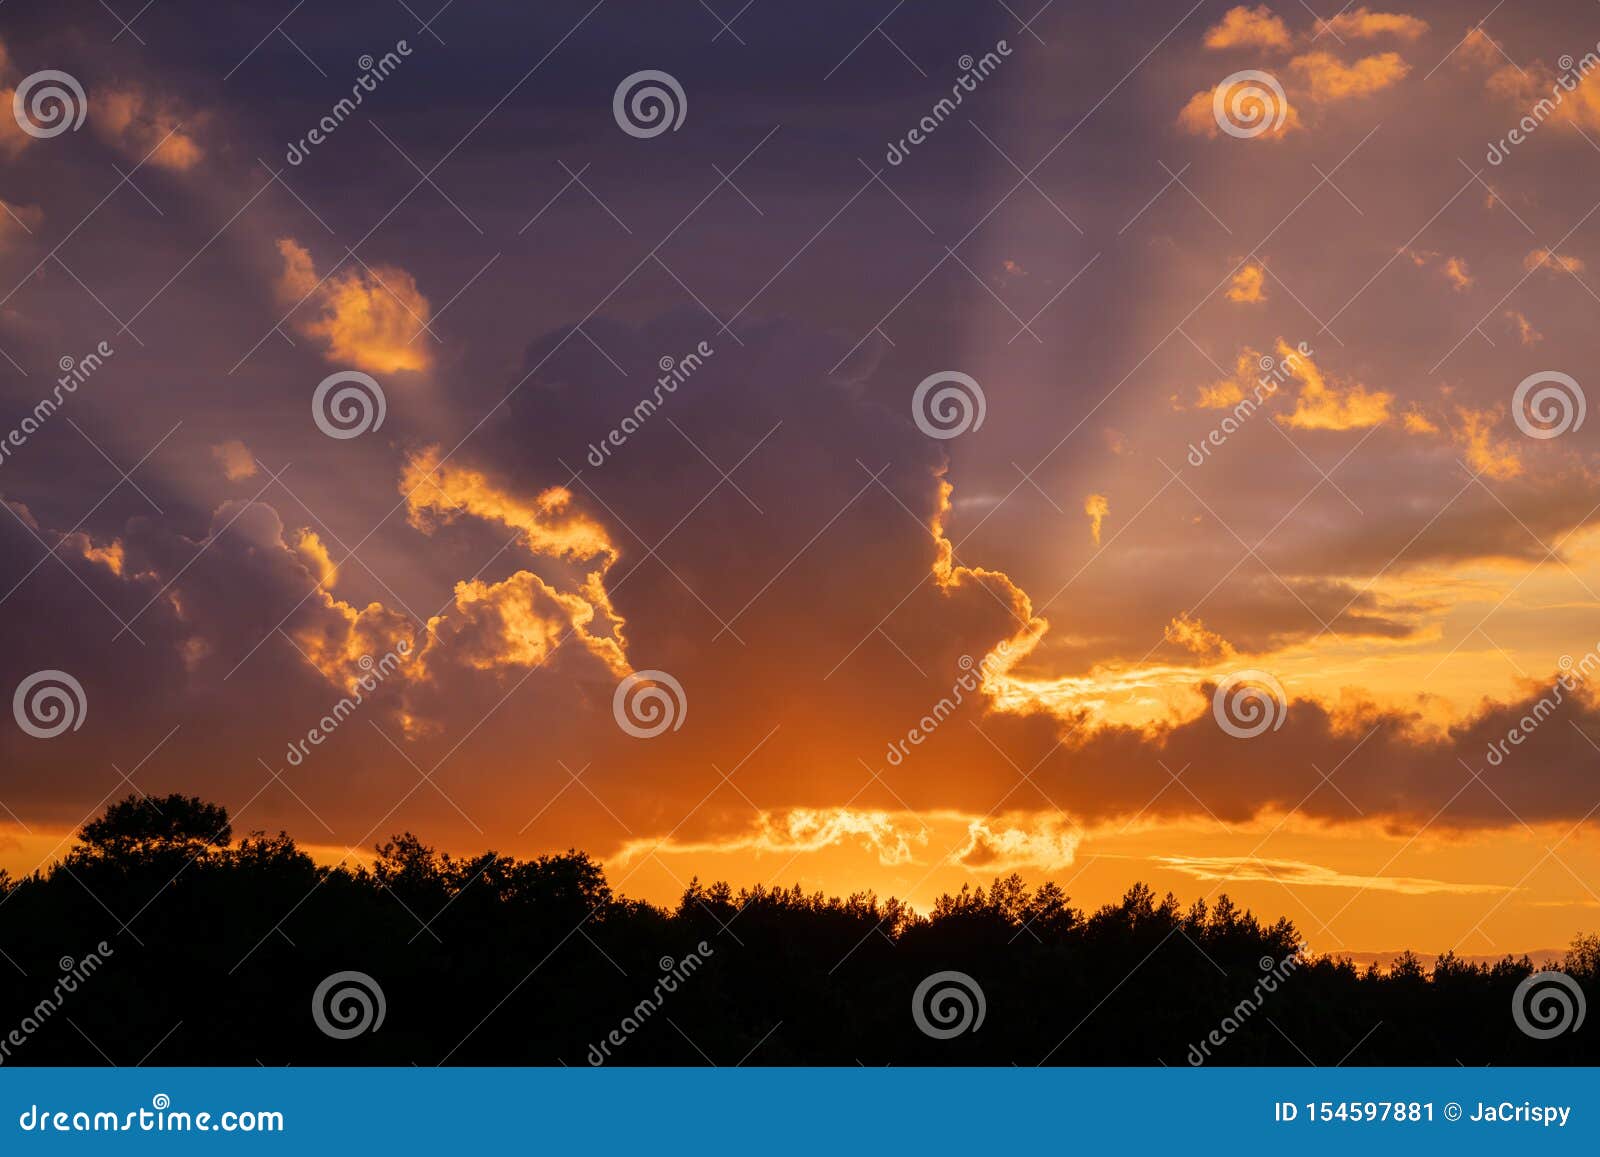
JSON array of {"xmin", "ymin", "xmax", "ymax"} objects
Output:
[{"xmin": 0, "ymin": 795, "xmax": 1594, "ymax": 1066}]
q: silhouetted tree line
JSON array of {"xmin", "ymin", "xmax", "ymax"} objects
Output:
[{"xmin": 0, "ymin": 794, "xmax": 1594, "ymax": 1065}]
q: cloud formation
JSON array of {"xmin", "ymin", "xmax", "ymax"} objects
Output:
[
  {"xmin": 1203, "ymin": 6, "xmax": 1291, "ymax": 51},
  {"xmin": 1290, "ymin": 51, "xmax": 1410, "ymax": 103},
  {"xmin": 276, "ymin": 239, "xmax": 434, "ymax": 374},
  {"xmin": 94, "ymin": 86, "xmax": 204, "ymax": 171},
  {"xmin": 1274, "ymin": 343, "xmax": 1392, "ymax": 430}
]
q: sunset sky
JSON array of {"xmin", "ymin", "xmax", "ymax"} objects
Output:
[{"xmin": 4, "ymin": 0, "xmax": 1600, "ymax": 961}]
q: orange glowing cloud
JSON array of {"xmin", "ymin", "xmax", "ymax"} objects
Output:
[
  {"xmin": 66, "ymin": 532, "xmax": 125, "ymax": 576},
  {"xmin": 1192, "ymin": 347, "xmax": 1272, "ymax": 410},
  {"xmin": 618, "ymin": 808, "xmax": 1080, "ymax": 874},
  {"xmin": 1483, "ymin": 55, "xmax": 1600, "ymax": 134},
  {"xmin": 1452, "ymin": 407, "xmax": 1522, "ymax": 481},
  {"xmin": 1505, "ymin": 310, "xmax": 1542, "ymax": 345},
  {"xmin": 1275, "ymin": 342, "xmax": 1392, "ymax": 431},
  {"xmin": 1524, "ymin": 248, "xmax": 1586, "ymax": 276},
  {"xmin": 1315, "ymin": 8, "xmax": 1428, "ymax": 42},
  {"xmin": 0, "ymin": 41, "xmax": 40, "ymax": 159},
  {"xmin": 1154, "ymin": 855, "xmax": 1506, "ymax": 896},
  {"xmin": 1401, "ymin": 407, "xmax": 1439, "ymax": 436},
  {"xmin": 275, "ymin": 238, "xmax": 434, "ymax": 374},
  {"xmin": 618, "ymin": 807, "xmax": 930, "ymax": 868},
  {"xmin": 930, "ymin": 473, "xmax": 1048, "ymax": 669},
  {"xmin": 94, "ymin": 86, "xmax": 204, "ymax": 171},
  {"xmin": 1442, "ymin": 256, "xmax": 1472, "ymax": 291},
  {"xmin": 1178, "ymin": 80, "xmax": 1301, "ymax": 139},
  {"xmin": 1458, "ymin": 27, "xmax": 1501, "ymax": 68},
  {"xmin": 291, "ymin": 529, "xmax": 337, "ymax": 589},
  {"xmin": 1203, "ymin": 5, "xmax": 1291, "ymax": 51},
  {"xmin": 401, "ymin": 448, "xmax": 620, "ymax": 567},
  {"xmin": 1163, "ymin": 612, "xmax": 1236, "ymax": 663},
  {"xmin": 956, "ymin": 816, "xmax": 1079, "ymax": 872},
  {"xmin": 0, "ymin": 106, "xmax": 31, "ymax": 158},
  {"xmin": 1290, "ymin": 51, "xmax": 1411, "ymax": 102},
  {"xmin": 426, "ymin": 570, "xmax": 628, "ymax": 676},
  {"xmin": 1084, "ymin": 493, "xmax": 1109, "ymax": 546},
  {"xmin": 245, "ymin": 445, "xmax": 634, "ymax": 701},
  {"xmin": 1227, "ymin": 262, "xmax": 1268, "ymax": 303},
  {"xmin": 1403, "ymin": 249, "xmax": 1471, "ymax": 291},
  {"xmin": 210, "ymin": 440, "xmax": 257, "ymax": 481},
  {"xmin": 400, "ymin": 446, "xmax": 628, "ymax": 677}
]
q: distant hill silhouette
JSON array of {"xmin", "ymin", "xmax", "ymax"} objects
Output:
[{"xmin": 0, "ymin": 794, "xmax": 1594, "ymax": 1066}]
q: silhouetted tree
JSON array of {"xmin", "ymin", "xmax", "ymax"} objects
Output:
[
  {"xmin": 71, "ymin": 793, "xmax": 231, "ymax": 868},
  {"xmin": 0, "ymin": 794, "xmax": 1592, "ymax": 1067}
]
